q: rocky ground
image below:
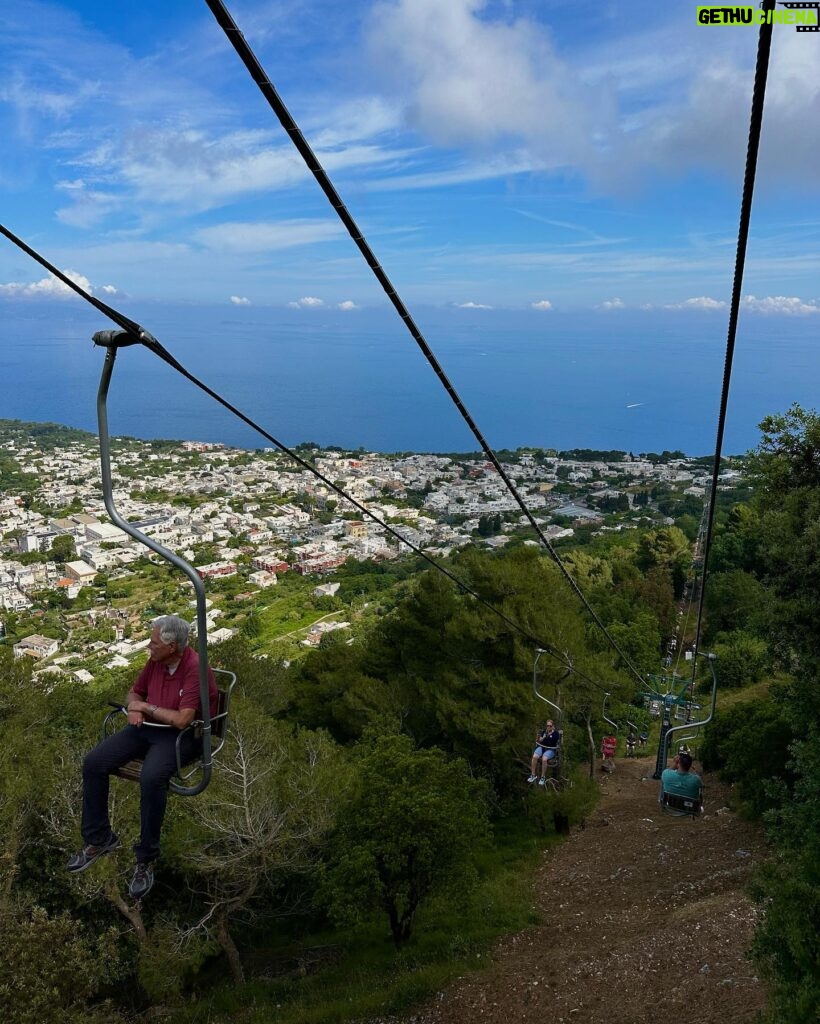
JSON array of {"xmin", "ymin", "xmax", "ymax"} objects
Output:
[{"xmin": 402, "ymin": 758, "xmax": 769, "ymax": 1024}]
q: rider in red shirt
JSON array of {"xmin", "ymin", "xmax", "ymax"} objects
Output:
[{"xmin": 67, "ymin": 615, "xmax": 217, "ymax": 899}]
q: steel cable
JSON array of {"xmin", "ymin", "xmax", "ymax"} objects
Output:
[
  {"xmin": 201, "ymin": 0, "xmax": 646, "ymax": 686},
  {"xmin": 689, "ymin": 1, "xmax": 776, "ymax": 684}
]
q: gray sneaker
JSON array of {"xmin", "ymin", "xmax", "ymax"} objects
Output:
[
  {"xmin": 128, "ymin": 862, "xmax": 154, "ymax": 900},
  {"xmin": 66, "ymin": 834, "xmax": 120, "ymax": 873}
]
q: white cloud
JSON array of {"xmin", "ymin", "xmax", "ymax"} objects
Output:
[
  {"xmin": 194, "ymin": 220, "xmax": 344, "ymax": 253},
  {"xmin": 617, "ymin": 28, "xmax": 820, "ymax": 186},
  {"xmin": 457, "ymin": 301, "xmax": 492, "ymax": 309},
  {"xmin": 598, "ymin": 297, "xmax": 625, "ymax": 310},
  {"xmin": 69, "ymin": 129, "xmax": 415, "ymax": 217},
  {"xmin": 230, "ymin": 295, "xmax": 251, "ymax": 306},
  {"xmin": 0, "ymin": 269, "xmax": 94, "ymax": 299},
  {"xmin": 55, "ymin": 178, "xmax": 122, "ymax": 228},
  {"xmin": 337, "ymin": 300, "xmax": 358, "ymax": 310},
  {"xmin": 365, "ymin": 0, "xmax": 614, "ymax": 170},
  {"xmin": 664, "ymin": 296, "xmax": 727, "ymax": 311},
  {"xmin": 531, "ymin": 299, "xmax": 553, "ymax": 311},
  {"xmin": 311, "ymin": 97, "xmax": 402, "ymax": 149},
  {"xmin": 288, "ymin": 296, "xmax": 325, "ymax": 309},
  {"xmin": 742, "ymin": 294, "xmax": 820, "ymax": 315}
]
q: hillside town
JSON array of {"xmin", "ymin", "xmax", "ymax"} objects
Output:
[{"xmin": 0, "ymin": 423, "xmax": 736, "ymax": 683}]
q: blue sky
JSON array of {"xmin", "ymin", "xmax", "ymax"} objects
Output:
[{"xmin": 1, "ymin": 0, "xmax": 819, "ymax": 315}]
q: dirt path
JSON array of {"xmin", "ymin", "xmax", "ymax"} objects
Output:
[{"xmin": 409, "ymin": 759, "xmax": 768, "ymax": 1024}]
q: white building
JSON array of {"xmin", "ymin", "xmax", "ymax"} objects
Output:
[{"xmin": 13, "ymin": 634, "xmax": 60, "ymax": 660}]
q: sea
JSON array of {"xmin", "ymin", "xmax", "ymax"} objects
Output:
[{"xmin": 1, "ymin": 299, "xmax": 817, "ymax": 457}]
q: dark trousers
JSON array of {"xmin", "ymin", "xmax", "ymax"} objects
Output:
[{"xmin": 81, "ymin": 725, "xmax": 199, "ymax": 864}]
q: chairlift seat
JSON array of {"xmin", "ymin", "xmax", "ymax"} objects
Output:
[{"xmin": 102, "ymin": 670, "xmax": 236, "ymax": 787}]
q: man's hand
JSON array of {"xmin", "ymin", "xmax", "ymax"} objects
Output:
[{"xmin": 127, "ymin": 709, "xmax": 145, "ymax": 726}]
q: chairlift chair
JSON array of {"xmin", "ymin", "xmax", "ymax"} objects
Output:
[
  {"xmin": 94, "ymin": 329, "xmax": 234, "ymax": 796},
  {"xmin": 532, "ymin": 649, "xmax": 570, "ymax": 787},
  {"xmin": 599, "ymin": 692, "xmax": 620, "ymax": 771},
  {"xmin": 102, "ymin": 668, "xmax": 236, "ymax": 793},
  {"xmin": 658, "ymin": 652, "xmax": 717, "ymax": 817},
  {"xmin": 625, "ymin": 719, "xmax": 638, "ymax": 757}
]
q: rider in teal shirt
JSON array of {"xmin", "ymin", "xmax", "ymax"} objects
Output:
[{"xmin": 660, "ymin": 751, "xmax": 702, "ymax": 800}]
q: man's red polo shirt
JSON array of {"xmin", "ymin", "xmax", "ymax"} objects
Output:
[{"xmin": 133, "ymin": 645, "xmax": 218, "ymax": 720}]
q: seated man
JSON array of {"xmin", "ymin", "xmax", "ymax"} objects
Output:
[
  {"xmin": 528, "ymin": 720, "xmax": 560, "ymax": 783},
  {"xmin": 66, "ymin": 615, "xmax": 218, "ymax": 900},
  {"xmin": 660, "ymin": 751, "xmax": 703, "ymax": 805},
  {"xmin": 537, "ymin": 720, "xmax": 561, "ymax": 786}
]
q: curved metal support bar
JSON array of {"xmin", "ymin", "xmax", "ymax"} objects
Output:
[
  {"xmin": 532, "ymin": 648, "xmax": 568, "ymax": 727},
  {"xmin": 602, "ymin": 692, "xmax": 620, "ymax": 731},
  {"xmin": 661, "ymin": 653, "xmax": 717, "ymax": 767},
  {"xmin": 96, "ymin": 341, "xmax": 212, "ymax": 796}
]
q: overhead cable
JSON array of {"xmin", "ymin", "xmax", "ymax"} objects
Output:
[
  {"xmin": 690, "ymin": 0, "xmax": 776, "ymax": 682},
  {"xmin": 201, "ymin": 0, "xmax": 646, "ymax": 687}
]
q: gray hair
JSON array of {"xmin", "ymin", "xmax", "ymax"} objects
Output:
[{"xmin": 153, "ymin": 615, "xmax": 190, "ymax": 649}]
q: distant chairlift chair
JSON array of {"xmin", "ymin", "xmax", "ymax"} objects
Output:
[
  {"xmin": 532, "ymin": 649, "xmax": 571, "ymax": 790},
  {"xmin": 658, "ymin": 653, "xmax": 718, "ymax": 820}
]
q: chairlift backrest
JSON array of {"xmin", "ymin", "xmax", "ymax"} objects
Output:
[
  {"xmin": 660, "ymin": 788, "xmax": 703, "ymax": 819},
  {"xmin": 207, "ymin": 669, "xmax": 237, "ymax": 751}
]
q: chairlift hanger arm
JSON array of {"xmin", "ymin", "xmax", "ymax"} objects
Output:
[
  {"xmin": 602, "ymin": 692, "xmax": 619, "ymax": 731},
  {"xmin": 532, "ymin": 649, "xmax": 568, "ymax": 724}
]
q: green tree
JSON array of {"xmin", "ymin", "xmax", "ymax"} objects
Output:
[
  {"xmin": 636, "ymin": 525, "xmax": 690, "ymax": 575},
  {"xmin": 607, "ymin": 610, "xmax": 661, "ymax": 677},
  {"xmin": 173, "ymin": 706, "xmax": 339, "ymax": 983},
  {"xmin": 709, "ymin": 503, "xmax": 761, "ymax": 573},
  {"xmin": 750, "ymin": 733, "xmax": 820, "ymax": 1022},
  {"xmin": 50, "ymin": 534, "xmax": 76, "ymax": 563},
  {"xmin": 241, "ymin": 610, "xmax": 262, "ymax": 638},
  {"xmin": 320, "ymin": 733, "xmax": 489, "ymax": 946},
  {"xmin": 710, "ymin": 630, "xmax": 768, "ymax": 689},
  {"xmin": 675, "ymin": 513, "xmax": 699, "ymax": 541},
  {"xmin": 747, "ymin": 405, "xmax": 820, "ymax": 659},
  {"xmin": 703, "ymin": 569, "xmax": 767, "ymax": 642},
  {"xmin": 700, "ymin": 698, "xmax": 793, "ymax": 818},
  {"xmin": 734, "ymin": 405, "xmax": 820, "ymax": 1021},
  {"xmin": 0, "ymin": 908, "xmax": 124, "ymax": 1024}
]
